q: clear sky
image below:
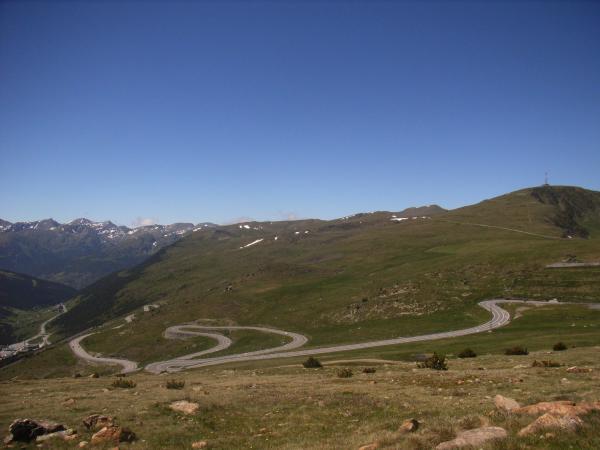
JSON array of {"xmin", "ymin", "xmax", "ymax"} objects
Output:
[{"xmin": 1, "ymin": 1, "xmax": 599, "ymax": 226}]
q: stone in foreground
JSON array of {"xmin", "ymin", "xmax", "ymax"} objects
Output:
[
  {"xmin": 90, "ymin": 425, "xmax": 136, "ymax": 444},
  {"xmin": 358, "ymin": 443, "xmax": 379, "ymax": 450},
  {"xmin": 518, "ymin": 413, "xmax": 583, "ymax": 436},
  {"xmin": 399, "ymin": 418, "xmax": 420, "ymax": 433},
  {"xmin": 83, "ymin": 414, "xmax": 115, "ymax": 430},
  {"xmin": 435, "ymin": 426, "xmax": 507, "ymax": 449},
  {"xmin": 170, "ymin": 400, "xmax": 200, "ymax": 415},
  {"xmin": 5, "ymin": 419, "xmax": 66, "ymax": 443},
  {"xmin": 494, "ymin": 394, "xmax": 520, "ymax": 412}
]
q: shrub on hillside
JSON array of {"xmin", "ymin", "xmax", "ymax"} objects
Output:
[
  {"xmin": 302, "ymin": 357, "xmax": 323, "ymax": 368},
  {"xmin": 505, "ymin": 346, "xmax": 528, "ymax": 355},
  {"xmin": 111, "ymin": 378, "xmax": 136, "ymax": 389},
  {"xmin": 362, "ymin": 367, "xmax": 377, "ymax": 374},
  {"xmin": 553, "ymin": 342, "xmax": 568, "ymax": 351},
  {"xmin": 336, "ymin": 368, "xmax": 353, "ymax": 378},
  {"xmin": 417, "ymin": 353, "xmax": 448, "ymax": 371},
  {"xmin": 458, "ymin": 348, "xmax": 477, "ymax": 358},
  {"xmin": 165, "ymin": 379, "xmax": 185, "ymax": 389}
]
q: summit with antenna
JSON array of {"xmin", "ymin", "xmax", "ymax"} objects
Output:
[{"xmin": 544, "ymin": 172, "xmax": 549, "ymax": 186}]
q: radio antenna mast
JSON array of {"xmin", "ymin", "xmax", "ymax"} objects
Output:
[{"xmin": 544, "ymin": 172, "xmax": 549, "ymax": 186}]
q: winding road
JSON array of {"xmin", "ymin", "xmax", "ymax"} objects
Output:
[
  {"xmin": 68, "ymin": 299, "xmax": 580, "ymax": 374},
  {"xmin": 9, "ymin": 304, "xmax": 67, "ymax": 351},
  {"xmin": 69, "ymin": 333, "xmax": 139, "ymax": 373}
]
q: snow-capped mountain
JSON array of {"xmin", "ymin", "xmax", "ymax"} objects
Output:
[{"xmin": 0, "ymin": 218, "xmax": 216, "ymax": 289}]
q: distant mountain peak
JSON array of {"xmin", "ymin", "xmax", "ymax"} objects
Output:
[
  {"xmin": 69, "ymin": 218, "xmax": 94, "ymax": 225},
  {"xmin": 0, "ymin": 217, "xmax": 209, "ymax": 289}
]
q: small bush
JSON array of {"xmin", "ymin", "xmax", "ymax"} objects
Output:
[
  {"xmin": 111, "ymin": 378, "xmax": 136, "ymax": 389},
  {"xmin": 417, "ymin": 353, "xmax": 448, "ymax": 371},
  {"xmin": 532, "ymin": 360, "xmax": 561, "ymax": 368},
  {"xmin": 165, "ymin": 379, "xmax": 185, "ymax": 389},
  {"xmin": 336, "ymin": 368, "xmax": 353, "ymax": 378},
  {"xmin": 302, "ymin": 357, "xmax": 323, "ymax": 368},
  {"xmin": 362, "ymin": 367, "xmax": 377, "ymax": 374},
  {"xmin": 505, "ymin": 346, "xmax": 528, "ymax": 355},
  {"xmin": 458, "ymin": 348, "xmax": 477, "ymax": 358},
  {"xmin": 553, "ymin": 342, "xmax": 567, "ymax": 351}
]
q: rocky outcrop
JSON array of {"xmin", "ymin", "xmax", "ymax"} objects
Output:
[
  {"xmin": 169, "ymin": 400, "xmax": 200, "ymax": 415},
  {"xmin": 5, "ymin": 419, "xmax": 66, "ymax": 443},
  {"xmin": 494, "ymin": 395, "xmax": 520, "ymax": 412},
  {"xmin": 435, "ymin": 426, "xmax": 507, "ymax": 450},
  {"xmin": 566, "ymin": 366, "xmax": 593, "ymax": 373},
  {"xmin": 82, "ymin": 414, "xmax": 114, "ymax": 430},
  {"xmin": 518, "ymin": 413, "xmax": 583, "ymax": 436},
  {"xmin": 36, "ymin": 429, "xmax": 77, "ymax": 443},
  {"xmin": 514, "ymin": 400, "xmax": 600, "ymax": 417},
  {"xmin": 514, "ymin": 400, "xmax": 575, "ymax": 416},
  {"xmin": 358, "ymin": 444, "xmax": 379, "ymax": 450},
  {"xmin": 399, "ymin": 418, "xmax": 419, "ymax": 433},
  {"xmin": 90, "ymin": 425, "xmax": 136, "ymax": 445}
]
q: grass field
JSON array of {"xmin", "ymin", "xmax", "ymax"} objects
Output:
[{"xmin": 1, "ymin": 340, "xmax": 599, "ymax": 449}]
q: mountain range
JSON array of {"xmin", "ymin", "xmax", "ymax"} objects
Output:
[
  {"xmin": 46, "ymin": 185, "xmax": 600, "ymax": 351},
  {"xmin": 0, "ymin": 218, "xmax": 216, "ymax": 289}
]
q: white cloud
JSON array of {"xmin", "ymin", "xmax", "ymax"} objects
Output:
[
  {"xmin": 131, "ymin": 216, "xmax": 159, "ymax": 228},
  {"xmin": 224, "ymin": 216, "xmax": 255, "ymax": 225},
  {"xmin": 278, "ymin": 211, "xmax": 302, "ymax": 221}
]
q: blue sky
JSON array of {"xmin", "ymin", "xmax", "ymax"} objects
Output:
[{"xmin": 1, "ymin": 1, "xmax": 599, "ymax": 226}]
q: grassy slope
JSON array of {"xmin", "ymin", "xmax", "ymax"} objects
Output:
[
  {"xmin": 2, "ymin": 336, "xmax": 600, "ymax": 449},
  {"xmin": 7, "ymin": 186, "xmax": 600, "ymax": 374},
  {"xmin": 0, "ymin": 270, "xmax": 76, "ymax": 344}
]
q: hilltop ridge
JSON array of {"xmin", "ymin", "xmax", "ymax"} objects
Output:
[{"xmin": 50, "ymin": 186, "xmax": 600, "ymax": 351}]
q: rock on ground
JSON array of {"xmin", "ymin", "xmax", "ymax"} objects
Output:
[
  {"xmin": 494, "ymin": 395, "xmax": 521, "ymax": 412},
  {"xmin": 514, "ymin": 400, "xmax": 600, "ymax": 417},
  {"xmin": 358, "ymin": 443, "xmax": 379, "ymax": 450},
  {"xmin": 399, "ymin": 418, "xmax": 420, "ymax": 433},
  {"xmin": 36, "ymin": 429, "xmax": 76, "ymax": 443},
  {"xmin": 170, "ymin": 400, "xmax": 200, "ymax": 415},
  {"xmin": 435, "ymin": 426, "xmax": 507, "ymax": 450},
  {"xmin": 192, "ymin": 441, "xmax": 208, "ymax": 449},
  {"xmin": 518, "ymin": 413, "xmax": 583, "ymax": 436},
  {"xmin": 5, "ymin": 419, "xmax": 66, "ymax": 443},
  {"xmin": 83, "ymin": 414, "xmax": 114, "ymax": 430},
  {"xmin": 566, "ymin": 366, "xmax": 592, "ymax": 373},
  {"xmin": 90, "ymin": 426, "xmax": 136, "ymax": 445}
]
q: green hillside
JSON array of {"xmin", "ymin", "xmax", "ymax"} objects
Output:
[
  {"xmin": 40, "ymin": 186, "xmax": 600, "ymax": 368},
  {"xmin": 0, "ymin": 270, "xmax": 76, "ymax": 344}
]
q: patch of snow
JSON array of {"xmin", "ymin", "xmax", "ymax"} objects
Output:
[
  {"xmin": 274, "ymin": 236, "xmax": 278, "ymax": 240},
  {"xmin": 391, "ymin": 217, "xmax": 408, "ymax": 222},
  {"xmin": 240, "ymin": 238, "xmax": 264, "ymax": 249},
  {"xmin": 294, "ymin": 231, "xmax": 300, "ymax": 235}
]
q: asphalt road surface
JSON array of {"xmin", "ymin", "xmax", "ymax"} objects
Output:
[
  {"xmin": 68, "ymin": 333, "xmax": 138, "ymax": 374},
  {"xmin": 68, "ymin": 299, "xmax": 578, "ymax": 374}
]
